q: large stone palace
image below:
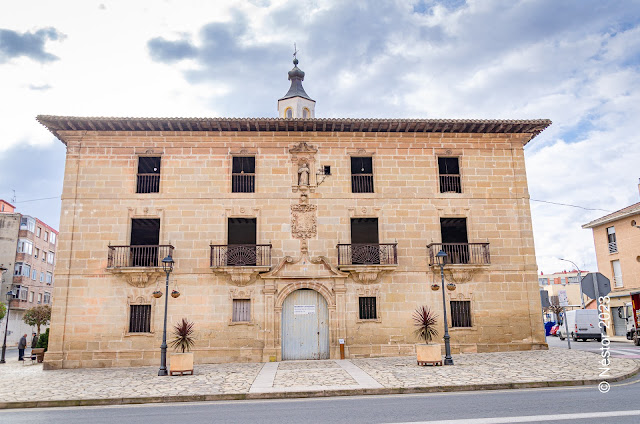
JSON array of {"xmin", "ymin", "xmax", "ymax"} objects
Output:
[{"xmin": 39, "ymin": 59, "xmax": 550, "ymax": 369}]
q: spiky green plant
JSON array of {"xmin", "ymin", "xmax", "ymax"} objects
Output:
[
  {"xmin": 170, "ymin": 318, "xmax": 195, "ymax": 353},
  {"xmin": 413, "ymin": 306, "xmax": 439, "ymax": 344}
]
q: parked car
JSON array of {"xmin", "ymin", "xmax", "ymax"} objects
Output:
[{"xmin": 558, "ymin": 310, "xmax": 601, "ymax": 342}]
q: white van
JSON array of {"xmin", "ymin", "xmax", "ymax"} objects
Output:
[{"xmin": 558, "ymin": 310, "xmax": 602, "ymax": 342}]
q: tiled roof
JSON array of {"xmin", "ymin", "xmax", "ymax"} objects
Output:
[
  {"xmin": 582, "ymin": 201, "xmax": 640, "ymax": 229},
  {"xmin": 36, "ymin": 115, "xmax": 551, "ymax": 145}
]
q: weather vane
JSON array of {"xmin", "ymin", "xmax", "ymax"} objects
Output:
[{"xmin": 293, "ymin": 43, "xmax": 299, "ymax": 61}]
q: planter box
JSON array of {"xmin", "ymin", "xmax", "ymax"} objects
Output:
[
  {"xmin": 416, "ymin": 343, "xmax": 442, "ymax": 366},
  {"xmin": 169, "ymin": 352, "xmax": 194, "ymax": 376}
]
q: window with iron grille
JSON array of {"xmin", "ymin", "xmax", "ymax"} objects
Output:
[
  {"xmin": 232, "ymin": 299, "xmax": 251, "ymax": 322},
  {"xmin": 232, "ymin": 157, "xmax": 255, "ymax": 193},
  {"xmin": 450, "ymin": 300, "xmax": 472, "ymax": 327},
  {"xmin": 351, "ymin": 157, "xmax": 374, "ymax": 193},
  {"xmin": 136, "ymin": 157, "xmax": 161, "ymax": 193},
  {"xmin": 129, "ymin": 304, "xmax": 152, "ymax": 333},
  {"xmin": 438, "ymin": 157, "xmax": 461, "ymax": 193},
  {"xmin": 359, "ymin": 297, "xmax": 377, "ymax": 320}
]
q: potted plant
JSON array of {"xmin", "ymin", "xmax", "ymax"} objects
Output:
[
  {"xmin": 169, "ymin": 318, "xmax": 195, "ymax": 376},
  {"xmin": 413, "ymin": 305, "xmax": 442, "ymax": 366}
]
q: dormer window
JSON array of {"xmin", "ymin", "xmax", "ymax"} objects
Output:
[{"xmin": 285, "ymin": 108, "xmax": 293, "ymax": 118}]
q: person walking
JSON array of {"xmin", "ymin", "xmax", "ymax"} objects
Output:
[
  {"xmin": 18, "ymin": 334, "xmax": 27, "ymax": 361},
  {"xmin": 31, "ymin": 332, "xmax": 38, "ymax": 349}
]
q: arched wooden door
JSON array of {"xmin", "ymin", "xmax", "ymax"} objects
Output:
[{"xmin": 281, "ymin": 289, "xmax": 330, "ymax": 360}]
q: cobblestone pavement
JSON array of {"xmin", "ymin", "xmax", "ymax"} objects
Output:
[{"xmin": 0, "ymin": 348, "xmax": 637, "ymax": 405}]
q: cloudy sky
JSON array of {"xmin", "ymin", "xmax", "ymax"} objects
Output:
[{"xmin": 1, "ymin": 0, "xmax": 639, "ymax": 273}]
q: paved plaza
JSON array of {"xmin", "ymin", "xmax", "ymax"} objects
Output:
[{"xmin": 0, "ymin": 348, "xmax": 638, "ymax": 409}]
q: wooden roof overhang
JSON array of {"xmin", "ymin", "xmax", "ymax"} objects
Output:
[{"xmin": 37, "ymin": 115, "xmax": 551, "ymax": 146}]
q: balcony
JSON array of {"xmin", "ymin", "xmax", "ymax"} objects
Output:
[
  {"xmin": 351, "ymin": 174, "xmax": 374, "ymax": 193},
  {"xmin": 439, "ymin": 174, "xmax": 461, "ymax": 193},
  {"xmin": 106, "ymin": 245, "xmax": 174, "ymax": 288},
  {"xmin": 337, "ymin": 243, "xmax": 398, "ymax": 284},
  {"xmin": 608, "ymin": 242, "xmax": 618, "ymax": 254},
  {"xmin": 210, "ymin": 244, "xmax": 272, "ymax": 286},
  {"xmin": 427, "ymin": 243, "xmax": 490, "ymax": 266},
  {"xmin": 232, "ymin": 173, "xmax": 255, "ymax": 193},
  {"xmin": 136, "ymin": 173, "xmax": 160, "ymax": 193}
]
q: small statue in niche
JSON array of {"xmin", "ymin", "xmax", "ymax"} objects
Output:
[{"xmin": 298, "ymin": 161, "xmax": 310, "ymax": 186}]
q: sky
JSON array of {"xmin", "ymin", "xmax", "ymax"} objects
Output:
[{"xmin": 1, "ymin": 0, "xmax": 639, "ymax": 274}]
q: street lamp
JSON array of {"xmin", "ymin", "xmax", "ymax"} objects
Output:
[
  {"xmin": 559, "ymin": 258, "xmax": 585, "ymax": 309},
  {"xmin": 435, "ymin": 250, "xmax": 454, "ymax": 365},
  {"xmin": 158, "ymin": 254, "xmax": 174, "ymax": 376},
  {"xmin": 1, "ymin": 285, "xmax": 15, "ymax": 364}
]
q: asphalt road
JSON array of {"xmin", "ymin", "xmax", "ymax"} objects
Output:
[
  {"xmin": 546, "ymin": 335, "xmax": 640, "ymax": 359},
  {"xmin": 1, "ymin": 372, "xmax": 640, "ymax": 423}
]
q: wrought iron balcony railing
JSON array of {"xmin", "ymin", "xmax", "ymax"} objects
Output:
[
  {"xmin": 608, "ymin": 241, "xmax": 618, "ymax": 254},
  {"xmin": 337, "ymin": 243, "xmax": 398, "ymax": 266},
  {"xmin": 136, "ymin": 173, "xmax": 160, "ymax": 193},
  {"xmin": 351, "ymin": 174, "xmax": 374, "ymax": 193},
  {"xmin": 210, "ymin": 244, "xmax": 272, "ymax": 267},
  {"xmin": 107, "ymin": 245, "xmax": 174, "ymax": 268},
  {"xmin": 439, "ymin": 174, "xmax": 461, "ymax": 193},
  {"xmin": 232, "ymin": 173, "xmax": 255, "ymax": 193},
  {"xmin": 427, "ymin": 243, "xmax": 490, "ymax": 266}
]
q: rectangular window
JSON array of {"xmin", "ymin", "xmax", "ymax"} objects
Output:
[
  {"xmin": 34, "ymin": 248, "xmax": 39, "ymax": 258},
  {"xmin": 36, "ymin": 227, "xmax": 41, "ymax": 237},
  {"xmin": 358, "ymin": 297, "xmax": 377, "ymax": 320},
  {"xmin": 136, "ymin": 156, "xmax": 161, "ymax": 193},
  {"xmin": 560, "ymin": 277, "xmax": 566, "ymax": 285},
  {"xmin": 44, "ymin": 231, "xmax": 48, "ymax": 242},
  {"xmin": 227, "ymin": 218, "xmax": 257, "ymax": 266},
  {"xmin": 50, "ymin": 232, "xmax": 56, "ymax": 244},
  {"xmin": 14, "ymin": 263, "xmax": 31, "ymax": 277},
  {"xmin": 15, "ymin": 286, "xmax": 28, "ymax": 301},
  {"xmin": 130, "ymin": 218, "xmax": 161, "ymax": 267},
  {"xmin": 232, "ymin": 156, "xmax": 255, "ymax": 193},
  {"xmin": 37, "ymin": 293, "xmax": 42, "ymax": 304},
  {"xmin": 450, "ymin": 300, "xmax": 472, "ymax": 327},
  {"xmin": 17, "ymin": 239, "xmax": 33, "ymax": 255},
  {"xmin": 232, "ymin": 299, "xmax": 251, "ymax": 322},
  {"xmin": 351, "ymin": 157, "xmax": 374, "ymax": 193},
  {"xmin": 47, "ymin": 252, "xmax": 55, "ymax": 264},
  {"xmin": 438, "ymin": 157, "xmax": 461, "ymax": 193},
  {"xmin": 440, "ymin": 218, "xmax": 469, "ymax": 264},
  {"xmin": 350, "ymin": 218, "xmax": 380, "ymax": 264},
  {"xmin": 612, "ymin": 260, "xmax": 623, "ymax": 288},
  {"xmin": 40, "ymin": 272, "xmax": 44, "ymax": 282},
  {"xmin": 46, "ymin": 272, "xmax": 53, "ymax": 284},
  {"xmin": 31, "ymin": 269, "xmax": 37, "ymax": 280},
  {"xmin": 43, "ymin": 292, "xmax": 51, "ymax": 304},
  {"xmin": 129, "ymin": 304, "xmax": 151, "ymax": 333},
  {"xmin": 607, "ymin": 227, "xmax": 617, "ymax": 253},
  {"xmin": 28, "ymin": 291, "xmax": 34, "ymax": 303}
]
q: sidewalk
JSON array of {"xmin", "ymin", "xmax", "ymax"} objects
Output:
[{"xmin": 0, "ymin": 348, "xmax": 638, "ymax": 409}]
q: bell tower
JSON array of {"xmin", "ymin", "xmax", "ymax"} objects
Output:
[{"xmin": 278, "ymin": 53, "xmax": 315, "ymax": 119}]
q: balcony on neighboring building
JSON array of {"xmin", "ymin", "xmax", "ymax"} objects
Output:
[
  {"xmin": 210, "ymin": 244, "xmax": 272, "ymax": 286},
  {"xmin": 427, "ymin": 243, "xmax": 491, "ymax": 266}
]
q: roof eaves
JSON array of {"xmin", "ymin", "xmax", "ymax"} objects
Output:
[{"xmin": 581, "ymin": 203, "xmax": 640, "ymax": 229}]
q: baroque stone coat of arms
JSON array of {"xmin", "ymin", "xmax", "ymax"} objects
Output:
[{"xmin": 291, "ymin": 203, "xmax": 317, "ymax": 239}]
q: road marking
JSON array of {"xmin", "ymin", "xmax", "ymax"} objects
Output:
[{"xmin": 387, "ymin": 409, "xmax": 640, "ymax": 424}]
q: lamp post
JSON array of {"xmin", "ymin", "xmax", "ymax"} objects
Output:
[
  {"xmin": 158, "ymin": 255, "xmax": 174, "ymax": 376},
  {"xmin": 1, "ymin": 285, "xmax": 14, "ymax": 364},
  {"xmin": 559, "ymin": 258, "xmax": 585, "ymax": 309},
  {"xmin": 436, "ymin": 250, "xmax": 454, "ymax": 365}
]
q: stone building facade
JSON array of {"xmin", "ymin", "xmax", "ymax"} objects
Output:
[
  {"xmin": 38, "ymin": 62, "xmax": 550, "ymax": 369},
  {"xmin": 583, "ymin": 184, "xmax": 640, "ymax": 337},
  {"xmin": 1, "ymin": 199, "xmax": 57, "ymax": 346}
]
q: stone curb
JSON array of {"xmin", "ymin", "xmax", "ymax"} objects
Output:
[{"xmin": 0, "ymin": 363, "xmax": 638, "ymax": 410}]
